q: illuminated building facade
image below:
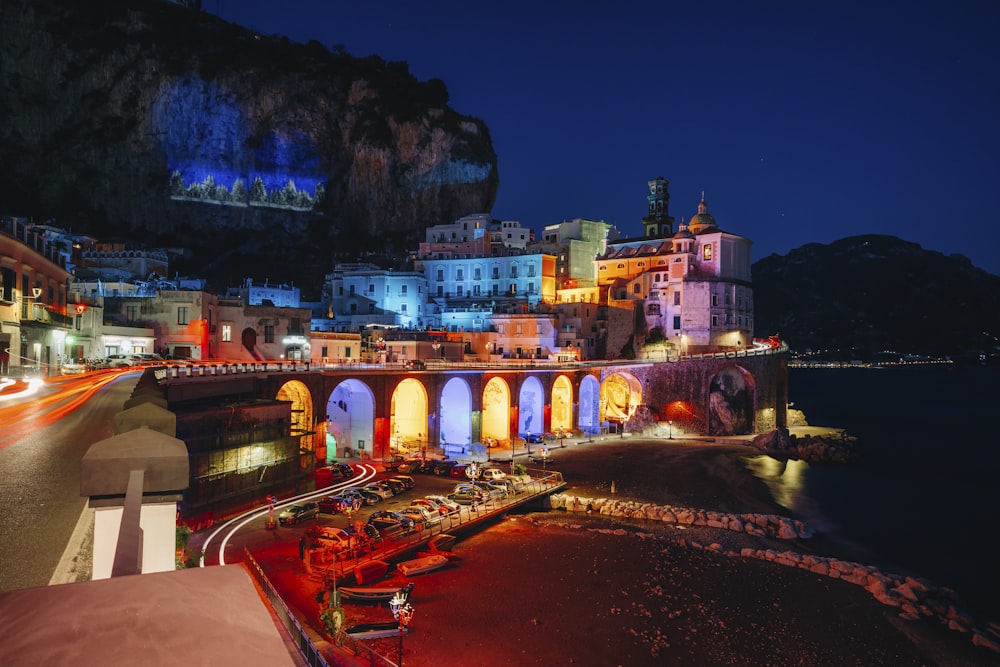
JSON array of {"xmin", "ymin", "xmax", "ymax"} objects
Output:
[
  {"xmin": 0, "ymin": 216, "xmax": 73, "ymax": 375},
  {"xmin": 320, "ymin": 264, "xmax": 429, "ymax": 330}
]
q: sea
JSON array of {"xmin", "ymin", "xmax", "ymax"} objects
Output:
[{"xmin": 749, "ymin": 364, "xmax": 1000, "ymax": 620}]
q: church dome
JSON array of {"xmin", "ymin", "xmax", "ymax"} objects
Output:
[{"xmin": 687, "ymin": 192, "xmax": 717, "ymax": 234}]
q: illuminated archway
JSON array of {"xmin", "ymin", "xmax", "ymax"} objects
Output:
[
  {"xmin": 482, "ymin": 377, "xmax": 511, "ymax": 445},
  {"xmin": 578, "ymin": 375, "xmax": 600, "ymax": 434},
  {"xmin": 276, "ymin": 379, "xmax": 314, "ymax": 468},
  {"xmin": 326, "ymin": 379, "xmax": 375, "ymax": 459},
  {"xmin": 600, "ymin": 372, "xmax": 642, "ymax": 428},
  {"xmin": 518, "ymin": 376, "xmax": 545, "ymax": 437},
  {"xmin": 709, "ymin": 365, "xmax": 756, "ymax": 435},
  {"xmin": 390, "ymin": 378, "xmax": 429, "ymax": 454},
  {"xmin": 440, "ymin": 377, "xmax": 473, "ymax": 451},
  {"xmin": 551, "ymin": 375, "xmax": 573, "ymax": 434}
]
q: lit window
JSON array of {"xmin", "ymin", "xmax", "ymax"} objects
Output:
[
  {"xmin": 221, "ymin": 324, "xmax": 232, "ymax": 342},
  {"xmin": 703, "ymin": 244, "xmax": 713, "ymax": 261}
]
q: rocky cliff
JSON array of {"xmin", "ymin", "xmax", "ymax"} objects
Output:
[
  {"xmin": 0, "ymin": 0, "xmax": 498, "ymax": 292},
  {"xmin": 752, "ymin": 234, "xmax": 1000, "ymax": 363}
]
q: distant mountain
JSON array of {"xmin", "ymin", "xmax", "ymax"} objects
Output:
[
  {"xmin": 751, "ymin": 235, "xmax": 1000, "ymax": 363},
  {"xmin": 0, "ymin": 0, "xmax": 497, "ymax": 296}
]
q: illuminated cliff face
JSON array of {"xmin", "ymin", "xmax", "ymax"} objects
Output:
[{"xmin": 1, "ymin": 0, "xmax": 499, "ymax": 290}]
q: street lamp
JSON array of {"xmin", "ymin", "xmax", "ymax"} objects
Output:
[
  {"xmin": 465, "ymin": 461, "xmax": 482, "ymax": 512},
  {"xmin": 388, "ymin": 589, "xmax": 414, "ymax": 667},
  {"xmin": 668, "ymin": 420, "xmax": 673, "ymax": 440}
]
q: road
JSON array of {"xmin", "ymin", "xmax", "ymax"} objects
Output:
[{"xmin": 0, "ymin": 371, "xmax": 139, "ymax": 592}]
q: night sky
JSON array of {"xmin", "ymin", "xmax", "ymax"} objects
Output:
[{"xmin": 212, "ymin": 1, "xmax": 1000, "ymax": 276}]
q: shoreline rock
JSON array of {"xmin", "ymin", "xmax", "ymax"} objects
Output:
[{"xmin": 546, "ymin": 492, "xmax": 1000, "ymax": 655}]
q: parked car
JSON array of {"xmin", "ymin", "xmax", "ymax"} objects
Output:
[
  {"xmin": 367, "ymin": 518, "xmax": 409, "ymax": 539},
  {"xmin": 335, "ymin": 463, "xmax": 355, "ymax": 478},
  {"xmin": 367, "ymin": 511, "xmax": 416, "ymax": 530},
  {"xmin": 404, "ymin": 359, "xmax": 426, "ymax": 370},
  {"xmin": 61, "ymin": 360, "xmax": 88, "ymax": 375},
  {"xmin": 343, "ymin": 488, "xmax": 379, "ymax": 506},
  {"xmin": 345, "ymin": 522, "xmax": 382, "ymax": 546},
  {"xmin": 481, "ymin": 467, "xmax": 506, "ymax": 481},
  {"xmin": 383, "ymin": 478, "xmax": 407, "ymax": 495},
  {"xmin": 433, "ymin": 460, "xmax": 459, "ymax": 476},
  {"xmin": 312, "ymin": 526, "xmax": 354, "ymax": 550},
  {"xmin": 521, "ymin": 433, "xmax": 545, "ymax": 444},
  {"xmin": 381, "ymin": 455, "xmax": 406, "ymax": 472},
  {"xmin": 459, "ymin": 481, "xmax": 503, "ymax": 501},
  {"xmin": 410, "ymin": 497, "xmax": 459, "ymax": 516},
  {"xmin": 399, "ymin": 505, "xmax": 441, "ymax": 526},
  {"xmin": 388, "ymin": 475, "xmax": 415, "ymax": 490},
  {"xmin": 492, "ymin": 477, "xmax": 524, "ymax": 495},
  {"xmin": 277, "ymin": 501, "xmax": 319, "ymax": 526},
  {"xmin": 413, "ymin": 460, "xmax": 439, "ymax": 474},
  {"xmin": 317, "ymin": 495, "xmax": 346, "ymax": 514},
  {"xmin": 103, "ymin": 353, "xmax": 137, "ymax": 368},
  {"xmin": 481, "ymin": 480, "xmax": 510, "ymax": 498},
  {"xmin": 448, "ymin": 464, "xmax": 468, "ymax": 479},
  {"xmin": 362, "ymin": 484, "xmax": 393, "ymax": 500},
  {"xmin": 446, "ymin": 488, "xmax": 485, "ymax": 505}
]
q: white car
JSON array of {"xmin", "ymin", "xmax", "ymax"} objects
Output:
[
  {"xmin": 422, "ymin": 495, "xmax": 462, "ymax": 515},
  {"xmin": 481, "ymin": 467, "xmax": 506, "ymax": 480},
  {"xmin": 400, "ymin": 505, "xmax": 442, "ymax": 526},
  {"xmin": 362, "ymin": 484, "xmax": 393, "ymax": 500}
]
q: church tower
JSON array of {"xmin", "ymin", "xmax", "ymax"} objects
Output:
[{"xmin": 642, "ymin": 176, "xmax": 675, "ymax": 238}]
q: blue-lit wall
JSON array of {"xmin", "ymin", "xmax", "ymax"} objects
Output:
[{"xmin": 153, "ymin": 79, "xmax": 324, "ymax": 206}]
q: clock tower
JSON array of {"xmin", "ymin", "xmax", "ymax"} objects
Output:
[{"xmin": 642, "ymin": 176, "xmax": 675, "ymax": 238}]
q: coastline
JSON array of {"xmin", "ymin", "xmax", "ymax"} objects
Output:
[{"xmin": 291, "ymin": 436, "xmax": 999, "ymax": 666}]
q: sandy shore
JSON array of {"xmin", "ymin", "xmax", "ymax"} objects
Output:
[{"xmin": 271, "ymin": 437, "xmax": 998, "ymax": 666}]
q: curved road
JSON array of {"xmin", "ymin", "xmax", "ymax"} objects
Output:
[{"xmin": 0, "ymin": 371, "xmax": 139, "ymax": 591}]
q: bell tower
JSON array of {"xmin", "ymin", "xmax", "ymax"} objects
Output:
[{"xmin": 642, "ymin": 176, "xmax": 675, "ymax": 238}]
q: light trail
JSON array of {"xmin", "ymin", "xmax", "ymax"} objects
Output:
[{"xmin": 199, "ymin": 463, "xmax": 379, "ymax": 567}]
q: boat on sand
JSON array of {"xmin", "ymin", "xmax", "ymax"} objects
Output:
[
  {"xmin": 396, "ymin": 553, "xmax": 448, "ymax": 576},
  {"xmin": 339, "ymin": 581, "xmax": 414, "ymax": 603},
  {"xmin": 353, "ymin": 559, "xmax": 390, "ymax": 584}
]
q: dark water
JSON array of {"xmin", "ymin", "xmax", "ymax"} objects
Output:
[{"xmin": 774, "ymin": 366, "xmax": 1000, "ymax": 619}]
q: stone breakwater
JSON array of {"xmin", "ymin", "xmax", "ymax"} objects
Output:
[{"xmin": 550, "ymin": 493, "xmax": 1000, "ymax": 655}]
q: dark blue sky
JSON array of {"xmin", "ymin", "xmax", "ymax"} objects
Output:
[{"xmin": 214, "ymin": 1, "xmax": 1000, "ymax": 276}]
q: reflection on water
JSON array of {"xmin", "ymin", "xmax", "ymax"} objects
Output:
[{"xmin": 744, "ymin": 455, "xmax": 809, "ymax": 511}]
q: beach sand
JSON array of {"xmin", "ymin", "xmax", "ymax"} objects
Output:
[{"xmin": 273, "ymin": 438, "xmax": 998, "ymax": 666}]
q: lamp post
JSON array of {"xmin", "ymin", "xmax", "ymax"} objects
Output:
[
  {"xmin": 465, "ymin": 461, "xmax": 482, "ymax": 512},
  {"xmin": 388, "ymin": 589, "xmax": 414, "ymax": 667},
  {"xmin": 668, "ymin": 420, "xmax": 673, "ymax": 440},
  {"xmin": 431, "ymin": 339, "xmax": 441, "ymax": 358}
]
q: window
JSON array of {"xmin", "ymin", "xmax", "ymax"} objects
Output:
[
  {"xmin": 712, "ymin": 294, "xmax": 719, "ymax": 307},
  {"xmin": 510, "ymin": 265, "xmax": 518, "ymax": 278},
  {"xmin": 703, "ymin": 244, "xmax": 713, "ymax": 261},
  {"xmin": 368, "ymin": 284, "xmax": 374, "ymax": 293},
  {"xmin": 515, "ymin": 324, "xmax": 523, "ymax": 334},
  {"xmin": 126, "ymin": 305, "xmax": 137, "ymax": 322},
  {"xmin": 457, "ymin": 285, "xmax": 464, "ymax": 297},
  {"xmin": 492, "ymin": 267, "xmax": 500, "ymax": 279},
  {"xmin": 401, "ymin": 285, "xmax": 407, "ymax": 294},
  {"xmin": 633, "ymin": 284, "xmax": 641, "ymax": 294},
  {"xmin": 368, "ymin": 303, "xmax": 375, "ymax": 313},
  {"xmin": 474, "ymin": 268, "xmax": 481, "ymax": 281},
  {"xmin": 492, "ymin": 284, "xmax": 499, "ymax": 296},
  {"xmin": 437, "ymin": 286, "xmax": 444, "ymax": 297},
  {"xmin": 401, "ymin": 304, "xmax": 407, "ymax": 313},
  {"xmin": 457, "ymin": 269, "xmax": 464, "ymax": 281},
  {"xmin": 528, "ymin": 265, "xmax": 535, "ymax": 277},
  {"xmin": 321, "ymin": 346, "xmax": 328, "ymax": 357},
  {"xmin": 711, "ymin": 315, "xmax": 718, "ymax": 327},
  {"xmin": 221, "ymin": 324, "xmax": 232, "ymax": 342},
  {"xmin": 264, "ymin": 325, "xmax": 275, "ymax": 343},
  {"xmin": 437, "ymin": 269, "xmax": 444, "ymax": 282},
  {"xmin": 473, "ymin": 284, "xmax": 481, "ymax": 296},
  {"xmin": 177, "ymin": 306, "xmax": 189, "ymax": 325},
  {"xmin": 673, "ymin": 315, "xmax": 681, "ymax": 330},
  {"xmin": 673, "ymin": 291, "xmax": 680, "ymax": 306},
  {"xmin": 647, "ymin": 303, "xmax": 660, "ymax": 314},
  {"xmin": 349, "ymin": 285, "xmax": 355, "ymax": 295}
]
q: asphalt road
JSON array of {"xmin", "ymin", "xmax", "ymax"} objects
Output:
[{"xmin": 0, "ymin": 373, "xmax": 139, "ymax": 592}]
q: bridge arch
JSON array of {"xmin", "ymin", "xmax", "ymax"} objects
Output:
[
  {"xmin": 440, "ymin": 377, "xmax": 473, "ymax": 452},
  {"xmin": 600, "ymin": 371, "xmax": 643, "ymax": 429},
  {"xmin": 326, "ymin": 379, "xmax": 375, "ymax": 459},
  {"xmin": 276, "ymin": 379, "xmax": 314, "ymax": 468},
  {"xmin": 579, "ymin": 375, "xmax": 600, "ymax": 434},
  {"xmin": 708, "ymin": 365, "xmax": 757, "ymax": 435},
  {"xmin": 551, "ymin": 374, "xmax": 573, "ymax": 435},
  {"xmin": 390, "ymin": 378, "xmax": 429, "ymax": 454},
  {"xmin": 517, "ymin": 375, "xmax": 545, "ymax": 438},
  {"xmin": 482, "ymin": 376, "xmax": 512, "ymax": 445}
]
